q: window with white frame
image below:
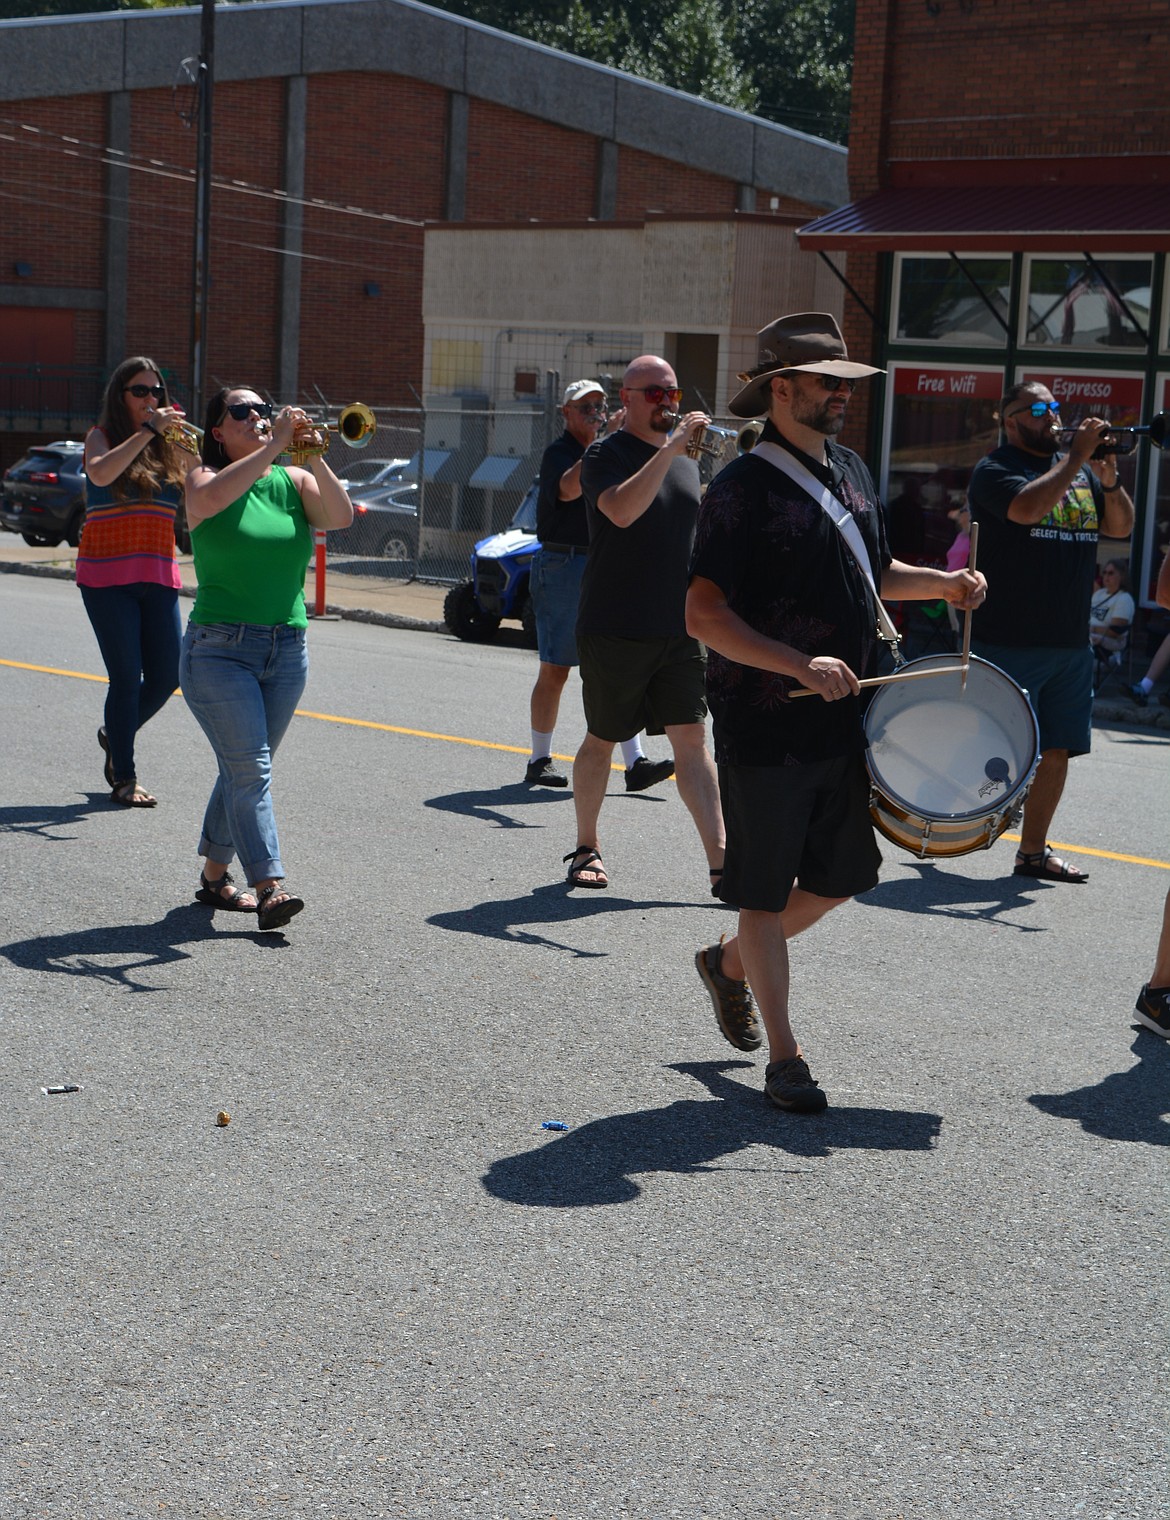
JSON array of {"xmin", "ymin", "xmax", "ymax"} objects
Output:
[
  {"xmin": 891, "ymin": 254, "xmax": 1012, "ymax": 346},
  {"xmin": 1021, "ymin": 255, "xmax": 1152, "ymax": 351}
]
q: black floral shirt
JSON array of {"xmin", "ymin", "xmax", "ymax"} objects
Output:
[{"xmin": 690, "ymin": 423, "xmax": 891, "ymax": 766}]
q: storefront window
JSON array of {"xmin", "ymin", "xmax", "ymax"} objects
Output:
[
  {"xmin": 1022, "ymin": 257, "xmax": 1152, "ymax": 350},
  {"xmin": 882, "ymin": 365, "xmax": 1003, "ymax": 566},
  {"xmin": 892, "ymin": 255, "xmax": 1011, "ymax": 346}
]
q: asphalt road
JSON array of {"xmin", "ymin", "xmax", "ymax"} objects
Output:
[{"xmin": 2, "ymin": 574, "xmax": 1167, "ymax": 1520}]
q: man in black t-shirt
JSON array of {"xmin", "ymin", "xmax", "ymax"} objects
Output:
[
  {"xmin": 524, "ymin": 380, "xmax": 675, "ymax": 794},
  {"xmin": 687, "ymin": 313, "xmax": 986, "ymax": 1113},
  {"xmin": 968, "ymin": 381, "xmax": 1134, "ymax": 884},
  {"xmin": 563, "ymin": 355, "xmax": 725, "ymax": 892}
]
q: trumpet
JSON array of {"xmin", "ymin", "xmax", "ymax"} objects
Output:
[
  {"xmin": 148, "ymin": 412, "xmax": 205, "ymax": 456},
  {"xmin": 289, "ymin": 402, "xmax": 377, "ymax": 460},
  {"xmin": 663, "ymin": 412, "xmax": 740, "ymax": 461},
  {"xmin": 1057, "ymin": 410, "xmax": 1169, "ymax": 459}
]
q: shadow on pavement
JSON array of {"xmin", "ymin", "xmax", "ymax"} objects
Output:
[
  {"xmin": 424, "ymin": 782, "xmax": 571, "ymax": 829},
  {"xmin": 1028, "ymin": 1030, "xmax": 1170, "ymax": 1146},
  {"xmin": 862, "ymin": 859, "xmax": 1048, "ymax": 930},
  {"xmin": 482, "ymin": 1060, "xmax": 944, "ymax": 1206},
  {"xmin": 429, "ymin": 881, "xmax": 699, "ymax": 955},
  {"xmin": 1, "ymin": 904, "xmax": 287, "ymax": 991},
  {"xmin": 0, "ymin": 793, "xmax": 118, "ymax": 840}
]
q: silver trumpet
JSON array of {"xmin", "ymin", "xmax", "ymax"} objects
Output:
[{"xmin": 663, "ymin": 411, "xmax": 740, "ymax": 460}]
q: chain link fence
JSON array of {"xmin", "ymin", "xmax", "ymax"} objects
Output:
[{"xmin": 322, "ymin": 390, "xmax": 747, "ymax": 587}]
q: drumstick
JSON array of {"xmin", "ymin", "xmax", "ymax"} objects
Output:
[
  {"xmin": 960, "ymin": 520, "xmax": 980, "ymax": 693},
  {"xmin": 789, "ymin": 663, "xmax": 962, "ymax": 699}
]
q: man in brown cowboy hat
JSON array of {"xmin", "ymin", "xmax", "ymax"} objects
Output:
[{"xmin": 686, "ymin": 312, "xmax": 987, "ymax": 1113}]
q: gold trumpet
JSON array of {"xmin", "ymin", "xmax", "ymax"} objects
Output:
[
  {"xmin": 148, "ymin": 412, "xmax": 205, "ymax": 455},
  {"xmin": 289, "ymin": 402, "xmax": 377, "ymax": 460}
]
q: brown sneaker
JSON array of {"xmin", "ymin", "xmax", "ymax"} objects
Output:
[
  {"xmin": 763, "ymin": 1056, "xmax": 828, "ymax": 1114},
  {"xmin": 694, "ymin": 936, "xmax": 762, "ymax": 1052}
]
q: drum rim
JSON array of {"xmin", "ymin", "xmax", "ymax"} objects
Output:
[{"xmin": 864, "ymin": 653, "xmax": 1040, "ymax": 823}]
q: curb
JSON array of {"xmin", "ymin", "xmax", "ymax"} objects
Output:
[{"xmin": 0, "ymin": 558, "xmax": 447, "ymax": 636}]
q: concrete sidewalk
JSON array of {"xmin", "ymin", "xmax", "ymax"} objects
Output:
[
  {"xmin": 4, "ymin": 536, "xmax": 1169, "ymax": 730},
  {"xmin": 0, "ymin": 539, "xmax": 449, "ymax": 630}
]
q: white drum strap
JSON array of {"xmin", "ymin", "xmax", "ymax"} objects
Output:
[{"xmin": 751, "ymin": 440, "xmax": 902, "ymax": 654}]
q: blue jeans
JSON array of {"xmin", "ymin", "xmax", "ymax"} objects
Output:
[
  {"xmin": 179, "ymin": 622, "xmax": 308, "ymax": 884},
  {"xmin": 530, "ymin": 547, "xmax": 586, "ymax": 667},
  {"xmin": 79, "ymin": 582, "xmax": 181, "ymax": 784}
]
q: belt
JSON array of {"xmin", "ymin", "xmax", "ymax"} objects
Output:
[{"xmin": 541, "ymin": 542, "xmax": 588, "ymax": 557}]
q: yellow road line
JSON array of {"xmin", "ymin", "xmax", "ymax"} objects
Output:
[{"xmin": 5, "ymin": 658, "xmax": 1168, "ymax": 869}]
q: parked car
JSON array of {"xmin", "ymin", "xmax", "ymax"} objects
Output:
[
  {"xmin": 336, "ymin": 456, "xmax": 410, "ymax": 494},
  {"xmin": 329, "ymin": 483, "xmax": 418, "ymax": 560},
  {"xmin": 1, "ymin": 440, "xmax": 87, "ymax": 547},
  {"xmin": 443, "ymin": 477, "xmax": 539, "ymax": 645}
]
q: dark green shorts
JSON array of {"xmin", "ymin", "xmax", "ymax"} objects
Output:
[{"xmin": 578, "ymin": 633, "xmax": 708, "ymax": 740}]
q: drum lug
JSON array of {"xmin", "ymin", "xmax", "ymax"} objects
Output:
[{"xmin": 917, "ymin": 819, "xmax": 933, "ymax": 859}]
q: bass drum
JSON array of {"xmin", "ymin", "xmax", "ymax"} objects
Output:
[{"xmin": 864, "ymin": 654, "xmax": 1040, "ymax": 859}]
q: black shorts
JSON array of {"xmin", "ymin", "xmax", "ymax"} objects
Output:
[
  {"xmin": 578, "ymin": 633, "xmax": 707, "ymax": 740},
  {"xmin": 717, "ymin": 753, "xmax": 882, "ymax": 912}
]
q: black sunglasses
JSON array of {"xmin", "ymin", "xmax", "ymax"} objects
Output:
[
  {"xmin": 126, "ymin": 383, "xmax": 166, "ymax": 400},
  {"xmin": 224, "ymin": 400, "xmax": 273, "ymax": 421},
  {"xmin": 813, "ymin": 376, "xmax": 856, "ymax": 394}
]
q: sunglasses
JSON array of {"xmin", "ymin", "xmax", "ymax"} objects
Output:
[
  {"xmin": 1008, "ymin": 401, "xmax": 1061, "ymax": 419},
  {"xmin": 572, "ymin": 402, "xmax": 608, "ymax": 416},
  {"xmin": 224, "ymin": 400, "xmax": 273, "ymax": 421},
  {"xmin": 813, "ymin": 375, "xmax": 856, "ymax": 394},
  {"xmin": 626, "ymin": 386, "xmax": 683, "ymax": 406},
  {"xmin": 126, "ymin": 384, "xmax": 166, "ymax": 400}
]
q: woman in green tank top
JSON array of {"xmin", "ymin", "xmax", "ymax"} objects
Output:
[{"xmin": 178, "ymin": 386, "xmax": 353, "ymax": 931}]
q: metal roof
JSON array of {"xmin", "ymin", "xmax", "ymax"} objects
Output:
[{"xmin": 798, "ymin": 184, "xmax": 1170, "ymax": 253}]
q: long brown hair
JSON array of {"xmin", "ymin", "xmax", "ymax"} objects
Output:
[{"xmin": 95, "ymin": 356, "xmax": 186, "ymax": 502}]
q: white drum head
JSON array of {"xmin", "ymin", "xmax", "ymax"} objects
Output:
[{"xmin": 865, "ymin": 655, "xmax": 1039, "ymax": 822}]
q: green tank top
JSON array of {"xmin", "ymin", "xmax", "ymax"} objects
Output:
[{"xmin": 190, "ymin": 466, "xmax": 312, "ymax": 628}]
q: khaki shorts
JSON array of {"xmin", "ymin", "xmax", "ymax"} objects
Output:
[{"xmin": 578, "ymin": 633, "xmax": 707, "ymax": 740}]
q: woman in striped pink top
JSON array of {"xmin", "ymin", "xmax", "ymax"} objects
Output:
[{"xmin": 79, "ymin": 356, "xmax": 190, "ymax": 807}]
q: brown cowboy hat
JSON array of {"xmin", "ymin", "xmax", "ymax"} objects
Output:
[{"xmin": 727, "ymin": 312, "xmax": 884, "ymax": 418}]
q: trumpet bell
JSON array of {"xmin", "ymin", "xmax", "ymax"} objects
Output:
[
  {"xmin": 291, "ymin": 402, "xmax": 377, "ymax": 459},
  {"xmin": 338, "ymin": 402, "xmax": 376, "ymax": 449}
]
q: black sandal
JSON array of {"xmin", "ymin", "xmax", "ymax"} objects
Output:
[
  {"xmin": 256, "ymin": 881, "xmax": 305, "ymax": 931},
  {"xmin": 1013, "ymin": 846, "xmax": 1089, "ymax": 884},
  {"xmin": 563, "ymin": 846, "xmax": 608, "ymax": 889},
  {"xmin": 98, "ymin": 727, "xmax": 115, "ymax": 788},
  {"xmin": 195, "ymin": 869, "xmax": 258, "ymax": 912},
  {"xmin": 111, "ymin": 779, "xmax": 157, "ymax": 808}
]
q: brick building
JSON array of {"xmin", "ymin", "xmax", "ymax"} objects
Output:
[
  {"xmin": 0, "ymin": 0, "xmax": 846, "ymax": 492},
  {"xmin": 799, "ymin": 0, "xmax": 1170, "ymax": 604}
]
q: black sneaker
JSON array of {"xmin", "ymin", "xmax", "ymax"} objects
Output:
[
  {"xmin": 764, "ymin": 1056, "xmax": 828, "ymax": 1114},
  {"xmin": 625, "ymin": 756, "xmax": 675, "ymax": 792},
  {"xmin": 525, "ymin": 756, "xmax": 569, "ymax": 788},
  {"xmin": 1128, "ymin": 684, "xmax": 1150, "ymax": 707},
  {"xmin": 1135, "ymin": 983, "xmax": 1170, "ymax": 1038},
  {"xmin": 694, "ymin": 937, "xmax": 762, "ymax": 1051}
]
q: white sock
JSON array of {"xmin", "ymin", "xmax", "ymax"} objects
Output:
[
  {"xmin": 1140, "ymin": 677, "xmax": 1154, "ymax": 694},
  {"xmin": 530, "ymin": 730, "xmax": 554, "ymax": 762},
  {"xmin": 620, "ymin": 737, "xmax": 645, "ymax": 768}
]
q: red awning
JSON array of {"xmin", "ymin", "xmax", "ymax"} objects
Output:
[{"xmin": 798, "ymin": 184, "xmax": 1170, "ymax": 253}]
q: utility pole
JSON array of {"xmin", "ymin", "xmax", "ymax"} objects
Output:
[{"xmin": 190, "ymin": 0, "xmax": 215, "ymax": 416}]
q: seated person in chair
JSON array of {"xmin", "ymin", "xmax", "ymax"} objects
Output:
[{"xmin": 1090, "ymin": 558, "xmax": 1134, "ymax": 657}]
